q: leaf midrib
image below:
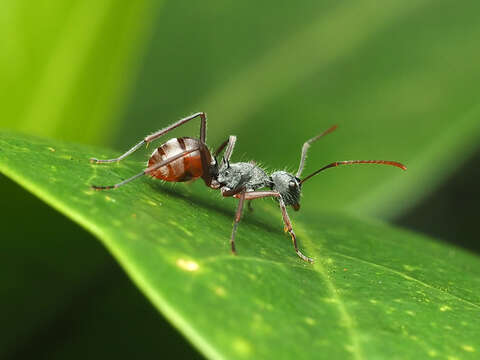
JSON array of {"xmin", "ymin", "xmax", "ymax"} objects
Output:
[{"xmin": 295, "ymin": 222, "xmax": 364, "ymax": 360}]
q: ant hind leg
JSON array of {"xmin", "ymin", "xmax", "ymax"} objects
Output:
[
  {"xmin": 91, "ymin": 148, "xmax": 200, "ymax": 190},
  {"xmin": 90, "ymin": 112, "xmax": 207, "ymax": 164}
]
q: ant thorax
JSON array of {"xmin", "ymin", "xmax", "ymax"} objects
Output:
[
  {"xmin": 217, "ymin": 162, "xmax": 270, "ymax": 192},
  {"xmin": 270, "ymin": 171, "xmax": 301, "ymax": 208}
]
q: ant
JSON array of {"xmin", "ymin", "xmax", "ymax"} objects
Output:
[{"xmin": 90, "ymin": 112, "xmax": 406, "ymax": 263}]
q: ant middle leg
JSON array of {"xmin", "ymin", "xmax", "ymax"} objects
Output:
[
  {"xmin": 214, "ymin": 136, "xmax": 236, "ymax": 167},
  {"xmin": 90, "ymin": 112, "xmax": 207, "ymax": 164},
  {"xmin": 213, "ymin": 138, "xmax": 229, "ymax": 157},
  {"xmin": 230, "ymin": 191, "xmax": 246, "ymax": 255},
  {"xmin": 223, "ymin": 135, "xmax": 237, "ymax": 164}
]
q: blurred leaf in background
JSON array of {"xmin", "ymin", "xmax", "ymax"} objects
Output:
[
  {"xmin": 0, "ymin": 0, "xmax": 158, "ymax": 145},
  {"xmin": 119, "ymin": 0, "xmax": 480, "ymax": 218}
]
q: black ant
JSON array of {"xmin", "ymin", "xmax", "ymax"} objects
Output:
[{"xmin": 90, "ymin": 112, "xmax": 406, "ymax": 263}]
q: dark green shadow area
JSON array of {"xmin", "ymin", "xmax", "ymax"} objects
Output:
[
  {"xmin": 396, "ymin": 148, "xmax": 480, "ymax": 254},
  {"xmin": 0, "ymin": 175, "xmax": 201, "ymax": 360}
]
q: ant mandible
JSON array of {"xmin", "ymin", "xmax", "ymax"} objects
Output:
[{"xmin": 90, "ymin": 112, "xmax": 406, "ymax": 263}]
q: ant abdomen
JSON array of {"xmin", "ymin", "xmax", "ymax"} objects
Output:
[{"xmin": 148, "ymin": 137, "xmax": 210, "ymax": 182}]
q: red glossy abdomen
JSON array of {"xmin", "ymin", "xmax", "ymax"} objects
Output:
[{"xmin": 148, "ymin": 137, "xmax": 209, "ymax": 182}]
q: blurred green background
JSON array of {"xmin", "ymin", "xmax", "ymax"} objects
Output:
[{"xmin": 2, "ymin": 0, "xmax": 480, "ymax": 358}]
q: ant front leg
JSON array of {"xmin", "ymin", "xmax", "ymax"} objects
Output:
[
  {"xmin": 230, "ymin": 190, "xmax": 246, "ymax": 255},
  {"xmin": 238, "ymin": 191, "xmax": 314, "ymax": 263},
  {"xmin": 277, "ymin": 197, "xmax": 314, "ymax": 263},
  {"xmin": 90, "ymin": 112, "xmax": 207, "ymax": 164}
]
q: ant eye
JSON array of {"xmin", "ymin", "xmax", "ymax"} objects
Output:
[
  {"xmin": 224, "ymin": 171, "xmax": 230, "ymax": 177},
  {"xmin": 289, "ymin": 181, "xmax": 296, "ymax": 189}
]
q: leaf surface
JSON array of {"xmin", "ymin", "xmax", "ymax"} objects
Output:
[{"xmin": 1, "ymin": 132, "xmax": 479, "ymax": 360}]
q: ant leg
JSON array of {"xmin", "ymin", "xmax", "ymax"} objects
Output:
[
  {"xmin": 213, "ymin": 135, "xmax": 237, "ymax": 169},
  {"xmin": 277, "ymin": 197, "xmax": 314, "ymax": 263},
  {"xmin": 91, "ymin": 147, "xmax": 200, "ymax": 190},
  {"xmin": 90, "ymin": 139, "xmax": 145, "ymax": 164},
  {"xmin": 213, "ymin": 135, "xmax": 237, "ymax": 166},
  {"xmin": 90, "ymin": 112, "xmax": 207, "ymax": 164},
  {"xmin": 144, "ymin": 112, "xmax": 207, "ymax": 143},
  {"xmin": 223, "ymin": 135, "xmax": 237, "ymax": 163},
  {"xmin": 247, "ymin": 200, "xmax": 254, "ymax": 212},
  {"xmin": 239, "ymin": 191, "xmax": 280, "ymax": 200},
  {"xmin": 199, "ymin": 142, "xmax": 218, "ymax": 188},
  {"xmin": 214, "ymin": 135, "xmax": 237, "ymax": 168},
  {"xmin": 210, "ymin": 136, "xmax": 234, "ymax": 186},
  {"xmin": 221, "ymin": 186, "xmax": 246, "ymax": 197},
  {"xmin": 214, "ymin": 137, "xmax": 229, "ymax": 157},
  {"xmin": 236, "ymin": 191, "xmax": 314, "ymax": 263},
  {"xmin": 230, "ymin": 191, "xmax": 246, "ymax": 255}
]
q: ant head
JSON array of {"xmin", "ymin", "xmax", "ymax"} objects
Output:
[{"xmin": 270, "ymin": 171, "xmax": 302, "ymax": 211}]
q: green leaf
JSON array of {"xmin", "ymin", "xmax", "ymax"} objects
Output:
[
  {"xmin": 120, "ymin": 0, "xmax": 480, "ymax": 218},
  {"xmin": 1, "ymin": 131, "xmax": 479, "ymax": 360}
]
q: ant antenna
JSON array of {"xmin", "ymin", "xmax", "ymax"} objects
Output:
[
  {"xmin": 300, "ymin": 160, "xmax": 407, "ymax": 184},
  {"xmin": 296, "ymin": 125, "xmax": 338, "ymax": 178}
]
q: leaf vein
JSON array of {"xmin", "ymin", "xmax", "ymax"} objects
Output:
[
  {"xmin": 295, "ymin": 225, "xmax": 364, "ymax": 360},
  {"xmin": 200, "ymin": 254, "xmax": 311, "ymax": 271},
  {"xmin": 330, "ymin": 251, "xmax": 480, "ymax": 310}
]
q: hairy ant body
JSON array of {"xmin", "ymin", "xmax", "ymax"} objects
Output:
[{"xmin": 91, "ymin": 113, "xmax": 406, "ymax": 263}]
